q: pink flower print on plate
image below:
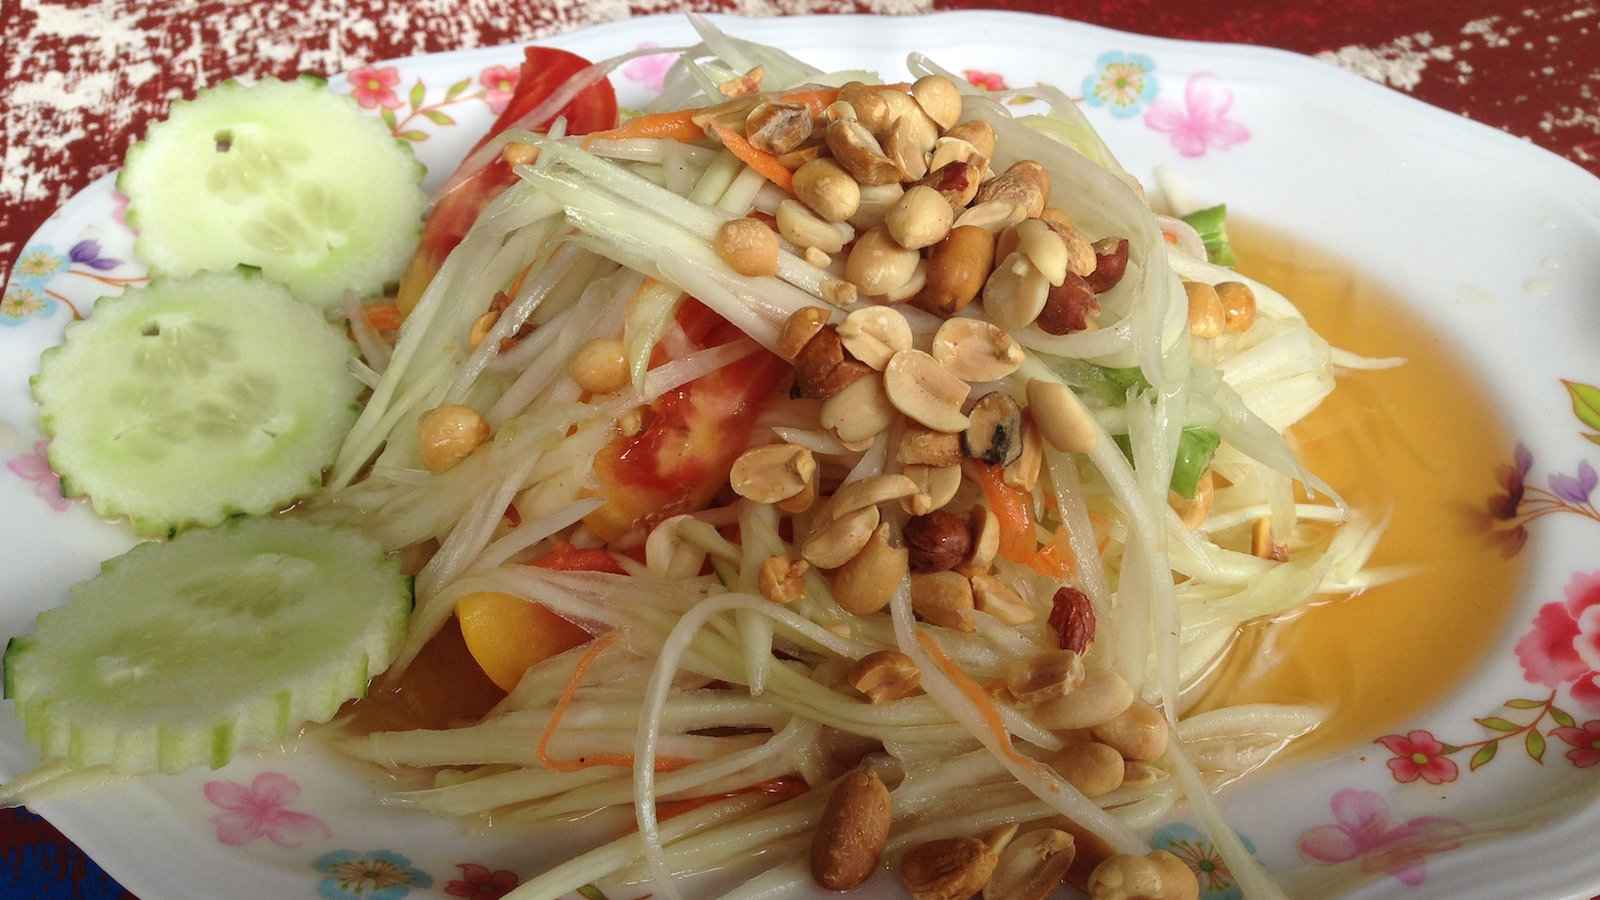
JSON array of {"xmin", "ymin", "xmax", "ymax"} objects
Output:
[
  {"xmin": 1144, "ymin": 73, "xmax": 1250, "ymax": 158},
  {"xmin": 1515, "ymin": 570, "xmax": 1600, "ymax": 711},
  {"xmin": 1298, "ymin": 789, "xmax": 1467, "ymax": 887},
  {"xmin": 623, "ymin": 43, "xmax": 678, "ymax": 94},
  {"xmin": 349, "ymin": 66, "xmax": 404, "ymax": 110},
  {"xmin": 1376, "ymin": 730, "xmax": 1459, "ymax": 785},
  {"xmin": 7, "ymin": 441, "xmax": 67, "ymax": 512},
  {"xmin": 479, "ymin": 65, "xmax": 520, "ymax": 115},
  {"xmin": 963, "ymin": 69, "xmax": 1008, "ymax": 92},
  {"xmin": 1552, "ymin": 719, "xmax": 1600, "ymax": 767},
  {"xmin": 203, "ymin": 772, "xmax": 331, "ymax": 847}
]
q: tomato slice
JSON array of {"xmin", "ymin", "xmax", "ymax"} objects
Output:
[
  {"xmin": 586, "ymin": 301, "xmax": 787, "ymax": 541},
  {"xmin": 456, "ymin": 540, "xmax": 627, "ymax": 691},
  {"xmin": 397, "ymin": 47, "xmax": 619, "ymax": 316}
]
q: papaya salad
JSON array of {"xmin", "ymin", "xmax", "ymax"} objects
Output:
[{"xmin": 2, "ymin": 16, "xmax": 1415, "ymax": 900}]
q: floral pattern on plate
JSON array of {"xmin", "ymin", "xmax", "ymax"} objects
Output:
[
  {"xmin": 1298, "ymin": 789, "xmax": 1468, "ymax": 888},
  {"xmin": 4, "ymin": 240, "xmax": 143, "ymax": 325},
  {"xmin": 313, "ymin": 850, "xmax": 431, "ymax": 900},
  {"xmin": 5, "ymin": 441, "xmax": 66, "ymax": 512},
  {"xmin": 1152, "ymin": 822, "xmax": 1256, "ymax": 900},
  {"xmin": 1081, "ymin": 51, "xmax": 1157, "ymax": 117},
  {"xmin": 443, "ymin": 863, "xmax": 520, "ymax": 899},
  {"xmin": 1143, "ymin": 73, "xmax": 1249, "ymax": 158},
  {"xmin": 202, "ymin": 772, "xmax": 331, "ymax": 848}
]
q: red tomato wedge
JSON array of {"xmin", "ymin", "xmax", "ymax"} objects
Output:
[
  {"xmin": 586, "ymin": 301, "xmax": 787, "ymax": 541},
  {"xmin": 396, "ymin": 47, "xmax": 619, "ymax": 317}
]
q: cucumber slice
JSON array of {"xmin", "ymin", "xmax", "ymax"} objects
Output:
[
  {"xmin": 4, "ymin": 518, "xmax": 409, "ymax": 774},
  {"xmin": 119, "ymin": 76, "xmax": 426, "ymax": 308},
  {"xmin": 32, "ymin": 272, "xmax": 361, "ymax": 537}
]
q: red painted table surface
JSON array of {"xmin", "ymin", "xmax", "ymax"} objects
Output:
[{"xmin": 1, "ymin": 0, "xmax": 1597, "ymax": 896}]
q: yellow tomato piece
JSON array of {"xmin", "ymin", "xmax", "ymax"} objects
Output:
[{"xmin": 456, "ymin": 591, "xmax": 590, "ymax": 692}]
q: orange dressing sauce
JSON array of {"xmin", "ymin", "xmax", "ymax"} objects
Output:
[{"xmin": 1190, "ymin": 223, "xmax": 1526, "ymax": 757}]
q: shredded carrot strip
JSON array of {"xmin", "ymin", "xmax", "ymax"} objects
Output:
[
  {"xmin": 363, "ymin": 303, "xmax": 402, "ymax": 332},
  {"xmin": 585, "ymin": 110, "xmax": 706, "ymax": 144},
  {"xmin": 916, "ymin": 633, "xmax": 1039, "ymax": 771},
  {"xmin": 1029, "ymin": 530, "xmax": 1074, "ymax": 579},
  {"xmin": 536, "ymin": 633, "xmax": 694, "ymax": 772},
  {"xmin": 710, "ymin": 125, "xmax": 794, "ymax": 194}
]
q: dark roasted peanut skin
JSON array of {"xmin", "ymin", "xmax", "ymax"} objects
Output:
[
  {"xmin": 1035, "ymin": 273, "xmax": 1100, "ymax": 335},
  {"xmin": 904, "ymin": 510, "xmax": 973, "ymax": 572},
  {"xmin": 793, "ymin": 326, "xmax": 872, "ymax": 399},
  {"xmin": 1084, "ymin": 238, "xmax": 1129, "ymax": 294}
]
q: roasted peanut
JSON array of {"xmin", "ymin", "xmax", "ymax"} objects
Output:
[
  {"xmin": 730, "ymin": 443, "xmax": 817, "ymax": 504},
  {"xmin": 1048, "ymin": 741, "xmax": 1125, "ymax": 799},
  {"xmin": 820, "ymin": 372, "xmax": 897, "ymax": 446},
  {"xmin": 1251, "ymin": 517, "xmax": 1288, "ymax": 561},
  {"xmin": 759, "ymin": 554, "xmax": 810, "ymax": 604},
  {"xmin": 847, "ymin": 182, "xmax": 906, "ymax": 232},
  {"xmin": 974, "ymin": 160, "xmax": 1050, "ymax": 221},
  {"xmin": 846, "ymin": 226, "xmax": 922, "ymax": 296},
  {"xmin": 911, "ymin": 74, "xmax": 963, "ymax": 130},
  {"xmin": 899, "ymin": 423, "xmax": 963, "ymax": 467},
  {"xmin": 803, "ymin": 504, "xmax": 881, "ymax": 570},
  {"xmin": 1169, "ymin": 470, "xmax": 1215, "ymax": 529},
  {"xmin": 884, "ymin": 261, "xmax": 929, "ymax": 303},
  {"xmin": 1002, "ymin": 415, "xmax": 1042, "ymax": 492},
  {"xmin": 825, "ymin": 473, "xmax": 921, "ymax": 521},
  {"xmin": 777, "ymin": 306, "xmax": 832, "ymax": 362},
  {"xmin": 928, "ymin": 137, "xmax": 986, "ymax": 176},
  {"xmin": 1216, "ymin": 281, "xmax": 1257, "ymax": 333},
  {"xmin": 837, "ymin": 82, "xmax": 894, "ymax": 135},
  {"xmin": 1035, "ymin": 273, "xmax": 1100, "ymax": 335},
  {"xmin": 1032, "ymin": 668, "xmax": 1135, "ymax": 730},
  {"xmin": 1026, "ymin": 379, "xmax": 1098, "ymax": 454},
  {"xmin": 904, "ymin": 509, "xmax": 973, "ymax": 572},
  {"xmin": 910, "ymin": 570, "xmax": 976, "ymax": 631},
  {"xmin": 900, "ymin": 463, "xmax": 961, "ymax": 515},
  {"xmin": 885, "ymin": 349, "xmax": 971, "ymax": 433},
  {"xmin": 745, "ymin": 101, "xmax": 813, "ymax": 154},
  {"xmin": 714, "ymin": 217, "xmax": 780, "ymax": 277},
  {"xmin": 849, "ymin": 649, "xmax": 922, "ymax": 702},
  {"xmin": 418, "ymin": 404, "xmax": 491, "ymax": 473},
  {"xmin": 1087, "ymin": 851, "xmax": 1198, "ymax": 900},
  {"xmin": 826, "ymin": 119, "xmax": 902, "ymax": 186},
  {"xmin": 831, "ymin": 523, "xmax": 909, "ymax": 615},
  {"xmin": 946, "ymin": 120, "xmax": 996, "ymax": 160},
  {"xmin": 956, "ymin": 199, "xmax": 1024, "ymax": 232},
  {"xmin": 886, "ymin": 112, "xmax": 938, "ymax": 180},
  {"xmin": 984, "ymin": 828, "xmax": 1075, "ymax": 900},
  {"xmin": 962, "ymin": 505, "xmax": 1001, "ymax": 574},
  {"xmin": 886, "ymin": 185, "xmax": 955, "ymax": 251},
  {"xmin": 777, "ymin": 198, "xmax": 852, "ymax": 253},
  {"xmin": 811, "ymin": 768, "xmax": 893, "ymax": 890},
  {"xmin": 971, "ymin": 572, "xmax": 1034, "ymax": 624},
  {"xmin": 900, "ymin": 836, "xmax": 1000, "ymax": 900},
  {"xmin": 1006, "ymin": 649, "xmax": 1086, "ymax": 704},
  {"xmin": 838, "ymin": 305, "xmax": 913, "ymax": 370},
  {"xmin": 794, "ymin": 158, "xmax": 862, "ymax": 222},
  {"xmin": 1184, "ymin": 281, "xmax": 1224, "ymax": 339},
  {"xmin": 918, "ymin": 160, "xmax": 981, "ymax": 212},
  {"xmin": 795, "ymin": 326, "xmax": 872, "ymax": 399},
  {"xmin": 1092, "ymin": 699, "xmax": 1170, "ymax": 761},
  {"xmin": 916, "ymin": 224, "xmax": 995, "ymax": 316},
  {"xmin": 569, "ymin": 337, "xmax": 629, "ymax": 394},
  {"xmin": 963, "ymin": 391, "xmax": 1025, "ymax": 466},
  {"xmin": 983, "ymin": 252, "xmax": 1050, "ymax": 331},
  {"xmin": 932, "ymin": 318, "xmax": 1024, "ymax": 383},
  {"xmin": 1015, "ymin": 218, "xmax": 1070, "ymax": 286}
]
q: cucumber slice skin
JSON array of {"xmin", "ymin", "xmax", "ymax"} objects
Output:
[
  {"xmin": 31, "ymin": 271, "xmax": 361, "ymax": 537},
  {"xmin": 119, "ymin": 75, "xmax": 426, "ymax": 308},
  {"xmin": 6, "ymin": 518, "xmax": 409, "ymax": 774}
]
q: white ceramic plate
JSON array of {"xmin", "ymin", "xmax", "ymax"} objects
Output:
[{"xmin": 3, "ymin": 11, "xmax": 1599, "ymax": 900}]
